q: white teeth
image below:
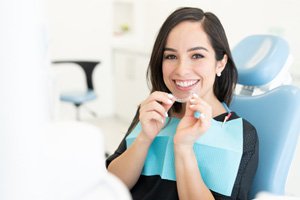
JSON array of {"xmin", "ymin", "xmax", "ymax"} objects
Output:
[{"xmin": 175, "ymin": 80, "xmax": 198, "ymax": 87}]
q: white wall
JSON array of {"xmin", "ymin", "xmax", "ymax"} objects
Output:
[{"xmin": 46, "ymin": 0, "xmax": 114, "ymax": 119}]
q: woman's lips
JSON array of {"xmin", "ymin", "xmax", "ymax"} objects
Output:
[{"xmin": 174, "ymin": 79, "xmax": 199, "ymax": 91}]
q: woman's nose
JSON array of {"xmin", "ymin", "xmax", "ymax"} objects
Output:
[{"xmin": 175, "ymin": 59, "xmax": 191, "ymax": 75}]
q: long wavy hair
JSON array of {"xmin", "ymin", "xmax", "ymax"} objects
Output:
[{"xmin": 126, "ymin": 7, "xmax": 237, "ymax": 134}]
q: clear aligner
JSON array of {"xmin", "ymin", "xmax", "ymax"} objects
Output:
[
  {"xmin": 173, "ymin": 91, "xmax": 195, "ymax": 103},
  {"xmin": 174, "ymin": 96, "xmax": 190, "ymax": 103}
]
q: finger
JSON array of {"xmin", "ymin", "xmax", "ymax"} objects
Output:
[
  {"xmin": 142, "ymin": 92, "xmax": 174, "ymax": 117},
  {"xmin": 189, "ymin": 98, "xmax": 212, "ymax": 120},
  {"xmin": 184, "ymin": 94, "xmax": 203, "ymax": 117},
  {"xmin": 140, "ymin": 109, "xmax": 165, "ymax": 124},
  {"xmin": 147, "ymin": 91, "xmax": 174, "ymax": 108},
  {"xmin": 140, "ymin": 100, "xmax": 169, "ymax": 119},
  {"xmin": 189, "ymin": 93, "xmax": 211, "ymax": 106},
  {"xmin": 189, "ymin": 104, "xmax": 205, "ymax": 120}
]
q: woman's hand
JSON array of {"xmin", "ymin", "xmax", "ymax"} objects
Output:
[
  {"xmin": 174, "ymin": 94, "xmax": 212, "ymax": 147},
  {"xmin": 139, "ymin": 91, "xmax": 174, "ymax": 143}
]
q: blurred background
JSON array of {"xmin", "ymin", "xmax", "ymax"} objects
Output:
[{"xmin": 1, "ymin": 0, "xmax": 299, "ymax": 199}]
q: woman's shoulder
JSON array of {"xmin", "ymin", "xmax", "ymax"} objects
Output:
[
  {"xmin": 232, "ymin": 112, "xmax": 259, "ymax": 146},
  {"xmin": 231, "ymin": 112, "xmax": 256, "ymax": 132}
]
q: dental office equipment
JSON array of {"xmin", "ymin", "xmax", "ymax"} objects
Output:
[
  {"xmin": 232, "ymin": 34, "xmax": 292, "ymax": 96},
  {"xmin": 230, "ymin": 34, "xmax": 300, "ymax": 198},
  {"xmin": 52, "ymin": 60, "xmax": 100, "ymax": 120}
]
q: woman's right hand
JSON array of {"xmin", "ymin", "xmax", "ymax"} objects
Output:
[{"xmin": 139, "ymin": 91, "xmax": 174, "ymax": 142}]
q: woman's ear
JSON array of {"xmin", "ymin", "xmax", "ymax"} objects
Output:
[{"xmin": 216, "ymin": 54, "xmax": 228, "ymax": 76}]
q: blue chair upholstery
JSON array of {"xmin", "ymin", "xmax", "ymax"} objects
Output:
[
  {"xmin": 230, "ymin": 35, "xmax": 300, "ymax": 198},
  {"xmin": 232, "ymin": 35, "xmax": 289, "ymax": 86},
  {"xmin": 231, "ymin": 86, "xmax": 300, "ymax": 198},
  {"xmin": 52, "ymin": 61, "xmax": 100, "ymax": 120},
  {"xmin": 60, "ymin": 90, "xmax": 97, "ymax": 105}
]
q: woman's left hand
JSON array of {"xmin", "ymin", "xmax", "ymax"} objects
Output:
[{"xmin": 174, "ymin": 94, "xmax": 212, "ymax": 147}]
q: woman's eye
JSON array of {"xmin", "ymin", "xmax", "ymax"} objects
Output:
[
  {"xmin": 192, "ymin": 54, "xmax": 204, "ymax": 59},
  {"xmin": 164, "ymin": 54, "xmax": 177, "ymax": 60}
]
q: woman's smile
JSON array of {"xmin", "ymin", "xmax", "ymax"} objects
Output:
[{"xmin": 173, "ymin": 79, "xmax": 200, "ymax": 91}]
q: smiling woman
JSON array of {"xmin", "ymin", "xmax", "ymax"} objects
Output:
[
  {"xmin": 106, "ymin": 7, "xmax": 258, "ymax": 200},
  {"xmin": 162, "ymin": 21, "xmax": 228, "ymax": 107}
]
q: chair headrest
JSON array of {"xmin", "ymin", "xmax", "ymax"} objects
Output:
[{"xmin": 232, "ymin": 35, "xmax": 289, "ymax": 86}]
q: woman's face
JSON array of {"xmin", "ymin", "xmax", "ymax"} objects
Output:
[{"xmin": 162, "ymin": 21, "xmax": 227, "ymax": 101}]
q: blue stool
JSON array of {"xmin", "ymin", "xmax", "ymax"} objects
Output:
[{"xmin": 52, "ymin": 61, "xmax": 100, "ymax": 120}]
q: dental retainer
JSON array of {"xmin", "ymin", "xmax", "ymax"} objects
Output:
[{"xmin": 172, "ymin": 91, "xmax": 202, "ymax": 119}]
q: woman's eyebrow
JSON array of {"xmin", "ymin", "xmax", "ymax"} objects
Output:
[
  {"xmin": 187, "ymin": 46, "xmax": 209, "ymax": 52},
  {"xmin": 164, "ymin": 46, "xmax": 209, "ymax": 52},
  {"xmin": 164, "ymin": 47, "xmax": 177, "ymax": 52}
]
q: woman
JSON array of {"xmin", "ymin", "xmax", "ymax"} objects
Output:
[{"xmin": 106, "ymin": 7, "xmax": 258, "ymax": 200}]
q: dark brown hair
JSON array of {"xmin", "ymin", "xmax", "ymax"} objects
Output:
[{"xmin": 126, "ymin": 7, "xmax": 237, "ymax": 134}]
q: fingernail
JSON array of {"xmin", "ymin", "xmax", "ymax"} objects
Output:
[
  {"xmin": 168, "ymin": 93, "xmax": 173, "ymax": 99},
  {"xmin": 189, "ymin": 104, "xmax": 195, "ymax": 108},
  {"xmin": 192, "ymin": 93, "xmax": 199, "ymax": 98},
  {"xmin": 167, "ymin": 99, "xmax": 173, "ymax": 104},
  {"xmin": 165, "ymin": 112, "xmax": 168, "ymax": 117},
  {"xmin": 161, "ymin": 119, "xmax": 164, "ymax": 124},
  {"xmin": 190, "ymin": 98, "xmax": 196, "ymax": 103}
]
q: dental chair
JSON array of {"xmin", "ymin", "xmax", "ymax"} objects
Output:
[{"xmin": 230, "ymin": 35, "xmax": 300, "ymax": 198}]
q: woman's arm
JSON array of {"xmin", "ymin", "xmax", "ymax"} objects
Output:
[
  {"xmin": 174, "ymin": 145, "xmax": 214, "ymax": 200},
  {"xmin": 173, "ymin": 95, "xmax": 214, "ymax": 200},
  {"xmin": 108, "ymin": 91, "xmax": 175, "ymax": 189},
  {"xmin": 107, "ymin": 132, "xmax": 152, "ymax": 189}
]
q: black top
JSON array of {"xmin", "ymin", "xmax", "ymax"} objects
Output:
[{"xmin": 106, "ymin": 112, "xmax": 259, "ymax": 200}]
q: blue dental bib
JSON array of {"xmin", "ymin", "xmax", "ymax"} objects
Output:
[{"xmin": 126, "ymin": 117, "xmax": 243, "ymax": 196}]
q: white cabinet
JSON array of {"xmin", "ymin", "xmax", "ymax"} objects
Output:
[{"xmin": 113, "ymin": 48, "xmax": 150, "ymax": 123}]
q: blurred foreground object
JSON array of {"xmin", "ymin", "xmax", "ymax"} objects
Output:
[
  {"xmin": 43, "ymin": 121, "xmax": 131, "ymax": 200},
  {"xmin": 255, "ymin": 192, "xmax": 300, "ymax": 200},
  {"xmin": 0, "ymin": 0, "xmax": 130, "ymax": 198}
]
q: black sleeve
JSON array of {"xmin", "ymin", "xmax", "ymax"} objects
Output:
[
  {"xmin": 105, "ymin": 133, "xmax": 128, "ymax": 168},
  {"xmin": 232, "ymin": 119, "xmax": 259, "ymax": 200},
  {"xmin": 235, "ymin": 121, "xmax": 259, "ymax": 200}
]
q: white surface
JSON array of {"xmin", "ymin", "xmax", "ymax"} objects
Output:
[
  {"xmin": 114, "ymin": 49, "xmax": 150, "ymax": 123},
  {"xmin": 255, "ymin": 192, "xmax": 300, "ymax": 200},
  {"xmin": 0, "ymin": 0, "xmax": 131, "ymax": 198},
  {"xmin": 43, "ymin": 121, "xmax": 131, "ymax": 200},
  {"xmin": 0, "ymin": 0, "xmax": 50, "ymax": 198},
  {"xmin": 286, "ymin": 137, "xmax": 300, "ymax": 196}
]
